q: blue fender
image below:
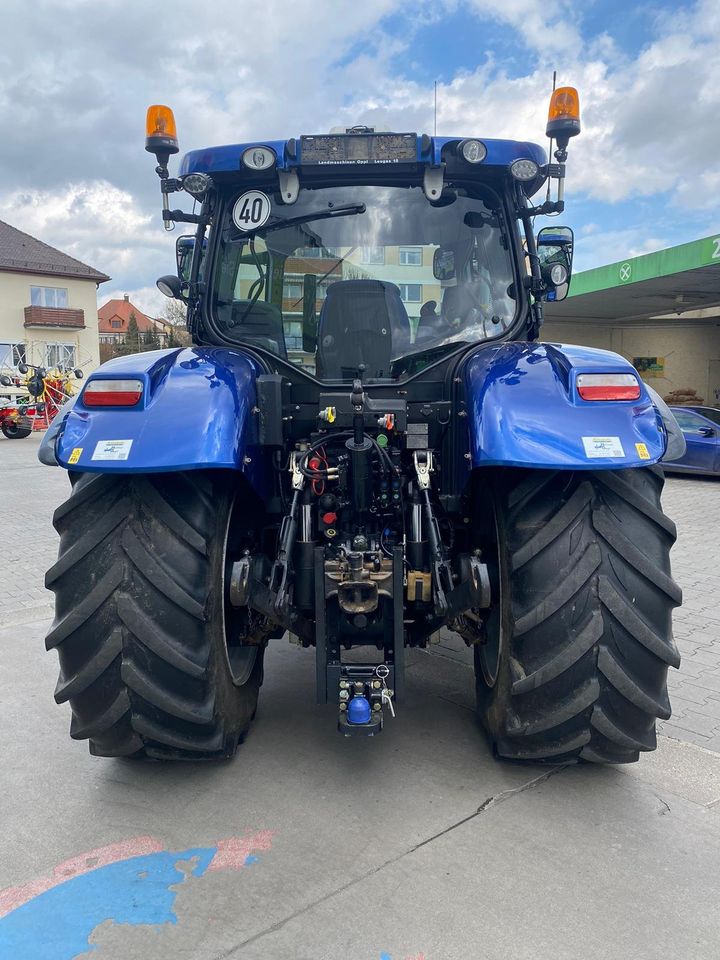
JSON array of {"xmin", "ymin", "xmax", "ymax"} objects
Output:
[
  {"xmin": 463, "ymin": 341, "xmax": 668, "ymax": 470},
  {"xmin": 49, "ymin": 347, "xmax": 270, "ymax": 493}
]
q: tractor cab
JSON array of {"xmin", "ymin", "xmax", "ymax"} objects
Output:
[{"xmin": 150, "ymin": 97, "xmax": 580, "ymax": 388}]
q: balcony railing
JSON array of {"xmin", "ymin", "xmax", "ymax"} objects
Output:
[{"xmin": 24, "ymin": 306, "xmax": 85, "ymax": 329}]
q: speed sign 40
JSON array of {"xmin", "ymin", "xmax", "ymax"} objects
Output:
[{"xmin": 232, "ymin": 190, "xmax": 272, "ymax": 231}]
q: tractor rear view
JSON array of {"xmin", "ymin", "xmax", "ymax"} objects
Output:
[{"xmin": 41, "ymin": 86, "xmax": 683, "ymax": 763}]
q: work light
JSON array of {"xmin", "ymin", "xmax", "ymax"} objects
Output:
[
  {"xmin": 510, "ymin": 158, "xmax": 540, "ymax": 181},
  {"xmin": 182, "ymin": 173, "xmax": 212, "ymax": 199}
]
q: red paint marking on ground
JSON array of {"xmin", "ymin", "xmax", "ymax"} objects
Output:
[
  {"xmin": 0, "ymin": 836, "xmax": 164, "ymax": 919},
  {"xmin": 206, "ymin": 830, "xmax": 274, "ymax": 872}
]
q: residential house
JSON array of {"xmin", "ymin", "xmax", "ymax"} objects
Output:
[
  {"xmin": 98, "ymin": 295, "xmax": 172, "ymax": 346},
  {"xmin": 0, "ymin": 219, "xmax": 109, "ymax": 374}
]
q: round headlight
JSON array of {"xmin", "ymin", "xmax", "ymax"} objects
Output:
[
  {"xmin": 242, "ymin": 146, "xmax": 276, "ymax": 171},
  {"xmin": 460, "ymin": 139, "xmax": 487, "ymax": 164},
  {"xmin": 510, "ymin": 158, "xmax": 540, "ymax": 181},
  {"xmin": 181, "ymin": 172, "xmax": 212, "ymax": 198},
  {"xmin": 549, "ymin": 263, "xmax": 568, "ymax": 286}
]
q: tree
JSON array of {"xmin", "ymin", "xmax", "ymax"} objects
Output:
[
  {"xmin": 118, "ymin": 311, "xmax": 142, "ymax": 355},
  {"xmin": 161, "ymin": 299, "xmax": 191, "ymax": 346},
  {"xmin": 162, "ymin": 299, "xmax": 187, "ymax": 329},
  {"xmin": 143, "ymin": 328, "xmax": 161, "ymax": 350}
]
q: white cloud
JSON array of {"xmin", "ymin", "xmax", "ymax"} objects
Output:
[
  {"xmin": 0, "ymin": 0, "xmax": 717, "ymax": 303},
  {"xmin": 102, "ymin": 285, "xmax": 169, "ymax": 319}
]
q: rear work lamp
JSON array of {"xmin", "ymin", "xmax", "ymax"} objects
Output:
[{"xmin": 83, "ymin": 379, "xmax": 143, "ymax": 407}]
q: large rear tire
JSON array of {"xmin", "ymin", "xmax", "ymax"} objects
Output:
[
  {"xmin": 475, "ymin": 466, "xmax": 681, "ymax": 764},
  {"xmin": 45, "ymin": 471, "xmax": 265, "ymax": 759}
]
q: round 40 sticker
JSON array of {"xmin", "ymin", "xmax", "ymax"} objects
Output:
[{"xmin": 232, "ymin": 190, "xmax": 271, "ymax": 231}]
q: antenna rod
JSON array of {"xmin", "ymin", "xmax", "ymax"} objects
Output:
[{"xmin": 434, "ymin": 80, "xmax": 437, "ymax": 136}]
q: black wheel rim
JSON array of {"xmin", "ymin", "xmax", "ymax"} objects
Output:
[
  {"xmin": 478, "ymin": 503, "xmax": 503, "ymax": 687},
  {"xmin": 222, "ymin": 495, "xmax": 259, "ymax": 686}
]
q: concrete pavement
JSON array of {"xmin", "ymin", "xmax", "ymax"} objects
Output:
[
  {"xmin": 1, "ymin": 433, "xmax": 720, "ymax": 959},
  {"xmin": 2, "ymin": 616, "xmax": 720, "ymax": 959}
]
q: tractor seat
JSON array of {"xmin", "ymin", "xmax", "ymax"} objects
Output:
[
  {"xmin": 216, "ymin": 300, "xmax": 287, "ymax": 359},
  {"xmin": 316, "ymin": 280, "xmax": 411, "ymax": 379}
]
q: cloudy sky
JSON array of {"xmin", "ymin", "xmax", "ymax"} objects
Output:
[{"xmin": 1, "ymin": 0, "xmax": 718, "ymax": 316}]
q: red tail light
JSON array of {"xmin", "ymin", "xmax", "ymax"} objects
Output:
[
  {"xmin": 577, "ymin": 374, "xmax": 640, "ymax": 401},
  {"xmin": 83, "ymin": 379, "xmax": 143, "ymax": 407}
]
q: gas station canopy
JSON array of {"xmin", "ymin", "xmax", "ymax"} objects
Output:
[{"xmin": 545, "ymin": 234, "xmax": 720, "ymax": 324}]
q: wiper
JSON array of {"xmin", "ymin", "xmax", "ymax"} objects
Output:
[{"xmin": 235, "ymin": 202, "xmax": 366, "ymax": 239}]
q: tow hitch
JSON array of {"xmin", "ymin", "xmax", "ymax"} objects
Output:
[{"xmin": 338, "ymin": 664, "xmax": 395, "ymax": 736}]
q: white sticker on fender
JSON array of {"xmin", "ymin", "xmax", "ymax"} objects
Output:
[
  {"xmin": 582, "ymin": 436, "xmax": 625, "ymax": 458},
  {"xmin": 91, "ymin": 439, "xmax": 133, "ymax": 461}
]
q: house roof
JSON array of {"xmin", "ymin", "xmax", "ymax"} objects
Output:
[
  {"xmin": 0, "ymin": 219, "xmax": 110, "ymax": 283},
  {"xmin": 98, "ymin": 297, "xmax": 165, "ymax": 334}
]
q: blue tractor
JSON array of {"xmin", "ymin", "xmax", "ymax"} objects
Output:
[{"xmin": 42, "ymin": 88, "xmax": 684, "ymax": 762}]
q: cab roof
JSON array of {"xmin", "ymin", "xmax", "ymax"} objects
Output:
[{"xmin": 178, "ymin": 135, "xmax": 547, "ymax": 177}]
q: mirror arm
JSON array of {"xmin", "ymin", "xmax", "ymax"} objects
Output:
[
  {"xmin": 527, "ymin": 198, "xmax": 564, "ymax": 216},
  {"xmin": 162, "ymin": 209, "xmax": 211, "ymax": 226},
  {"xmin": 516, "ymin": 187, "xmax": 545, "ymax": 338}
]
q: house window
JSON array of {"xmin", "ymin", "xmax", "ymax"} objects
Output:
[
  {"xmin": 111, "ymin": 320, "xmax": 122, "ymax": 328},
  {"xmin": 399, "ymin": 247, "xmax": 422, "ymax": 266},
  {"xmin": 283, "ymin": 281, "xmax": 303, "ymax": 301},
  {"xmin": 0, "ymin": 342, "xmax": 26, "ymax": 369},
  {"xmin": 360, "ymin": 246, "xmax": 385, "ymax": 264},
  {"xmin": 299, "ymin": 246, "xmax": 338, "ymax": 258},
  {"xmin": 398, "ymin": 283, "xmax": 422, "ymax": 302},
  {"xmin": 30, "ymin": 286, "xmax": 69, "ymax": 308},
  {"xmin": 44, "ymin": 343, "xmax": 77, "ymax": 370}
]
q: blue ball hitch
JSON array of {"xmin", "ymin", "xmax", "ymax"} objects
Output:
[{"xmin": 347, "ymin": 696, "xmax": 372, "ymax": 724}]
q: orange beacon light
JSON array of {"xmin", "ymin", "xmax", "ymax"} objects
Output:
[
  {"xmin": 546, "ymin": 87, "xmax": 581, "ymax": 146},
  {"xmin": 145, "ymin": 105, "xmax": 179, "ymax": 158}
]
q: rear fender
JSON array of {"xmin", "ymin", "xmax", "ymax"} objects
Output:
[
  {"xmin": 463, "ymin": 341, "xmax": 669, "ymax": 470},
  {"xmin": 50, "ymin": 347, "xmax": 269, "ymax": 492}
]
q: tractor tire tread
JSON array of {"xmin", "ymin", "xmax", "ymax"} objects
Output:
[
  {"xmin": 46, "ymin": 471, "xmax": 263, "ymax": 759},
  {"xmin": 477, "ymin": 467, "xmax": 680, "ymax": 765}
]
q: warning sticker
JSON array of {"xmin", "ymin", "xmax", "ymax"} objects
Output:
[
  {"xmin": 91, "ymin": 439, "xmax": 133, "ymax": 461},
  {"xmin": 68, "ymin": 447, "xmax": 83, "ymax": 464},
  {"xmin": 582, "ymin": 436, "xmax": 625, "ymax": 458},
  {"xmin": 635, "ymin": 442, "xmax": 651, "ymax": 460}
]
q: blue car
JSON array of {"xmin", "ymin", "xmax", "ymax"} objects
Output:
[{"xmin": 666, "ymin": 406, "xmax": 720, "ymax": 475}]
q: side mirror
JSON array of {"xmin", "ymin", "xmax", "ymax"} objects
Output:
[
  {"xmin": 433, "ymin": 247, "xmax": 457, "ymax": 284},
  {"xmin": 17, "ymin": 362, "xmax": 28, "ymax": 375},
  {"xmin": 537, "ymin": 226, "xmax": 574, "ymax": 302},
  {"xmin": 176, "ymin": 235, "xmax": 195, "ymax": 283},
  {"xmin": 0, "ymin": 375, "xmax": 12, "ymax": 386},
  {"xmin": 302, "ymin": 274, "xmax": 318, "ymax": 352},
  {"xmin": 157, "ymin": 275, "xmax": 185, "ymax": 300},
  {"xmin": 74, "ymin": 369, "xmax": 84, "ymax": 379}
]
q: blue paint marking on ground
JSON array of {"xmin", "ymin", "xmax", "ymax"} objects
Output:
[
  {"xmin": 0, "ymin": 846, "xmax": 217, "ymax": 960},
  {"xmin": 244, "ymin": 855, "xmax": 259, "ymax": 866}
]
